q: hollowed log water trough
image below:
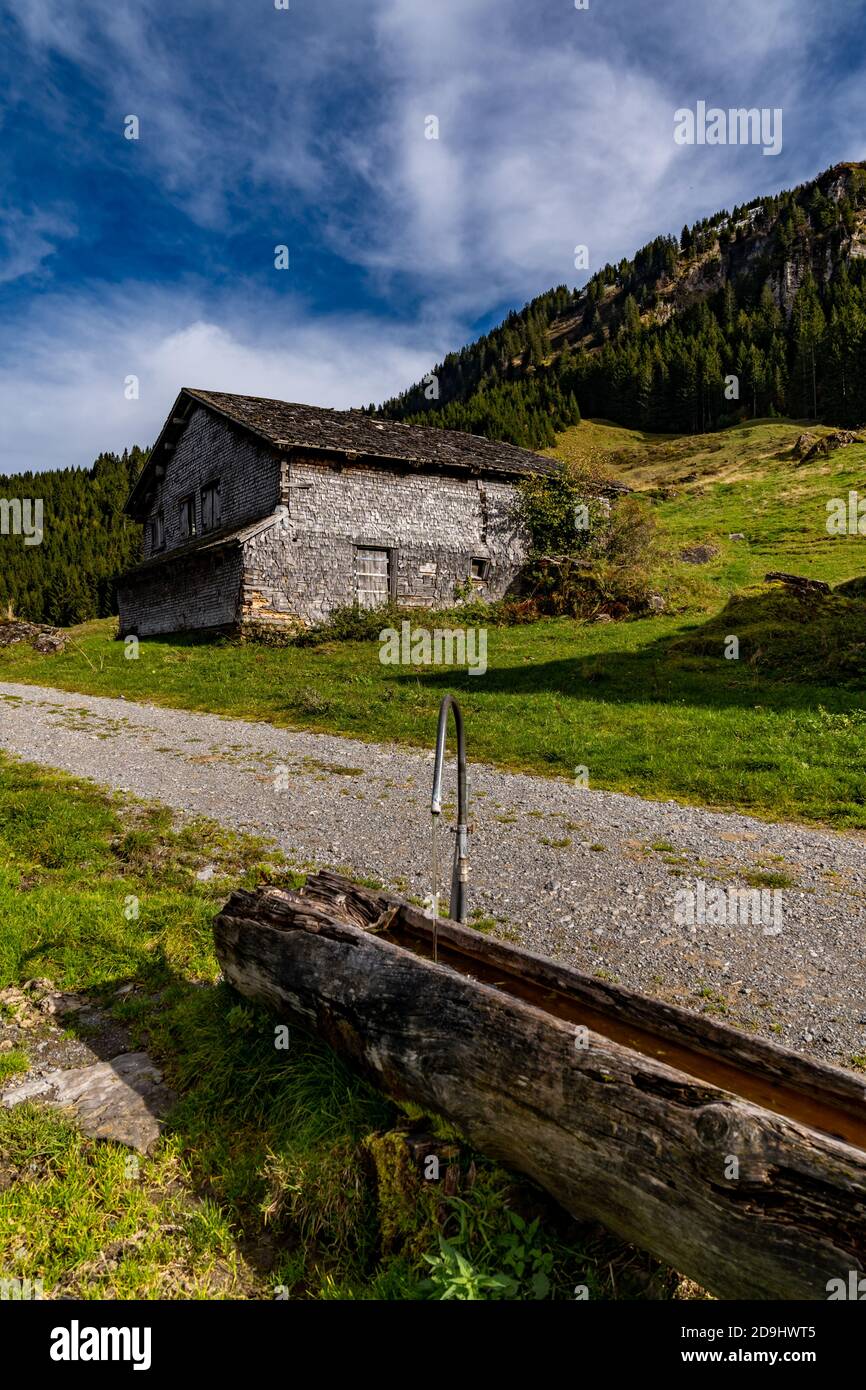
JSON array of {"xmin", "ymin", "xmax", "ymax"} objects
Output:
[{"xmin": 214, "ymin": 869, "xmax": 866, "ymax": 1300}]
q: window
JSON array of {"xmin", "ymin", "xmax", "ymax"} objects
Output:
[
  {"xmin": 201, "ymin": 480, "xmax": 221, "ymax": 532},
  {"xmin": 179, "ymin": 494, "xmax": 196, "ymax": 540},
  {"xmin": 469, "ymin": 557, "xmax": 490, "ymax": 581},
  {"xmin": 150, "ymin": 510, "xmax": 165, "ymax": 551}
]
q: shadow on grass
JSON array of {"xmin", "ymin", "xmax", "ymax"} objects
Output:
[
  {"xmin": 387, "ymin": 590, "xmax": 866, "ymax": 714},
  {"xmin": 12, "ymin": 940, "xmax": 393, "ymax": 1291},
  {"xmin": 22, "ymin": 938, "xmax": 678, "ymax": 1300}
]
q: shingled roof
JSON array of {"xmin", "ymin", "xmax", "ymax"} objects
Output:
[{"xmin": 126, "ymin": 387, "xmax": 558, "ymax": 517}]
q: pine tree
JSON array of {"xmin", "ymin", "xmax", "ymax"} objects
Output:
[{"xmin": 377, "ymin": 164, "xmax": 866, "ymax": 442}]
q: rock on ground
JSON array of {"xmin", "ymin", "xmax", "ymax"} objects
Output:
[{"xmin": 0, "ymin": 980, "xmax": 174, "ymax": 1153}]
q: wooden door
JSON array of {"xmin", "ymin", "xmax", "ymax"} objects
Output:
[{"xmin": 355, "ymin": 547, "xmax": 390, "ymax": 608}]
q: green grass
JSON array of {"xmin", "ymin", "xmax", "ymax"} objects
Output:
[
  {"xmin": 0, "ymin": 757, "xmax": 679, "ymax": 1300},
  {"xmin": 0, "ymin": 1048, "xmax": 28, "ymax": 1085},
  {"xmin": 0, "ymin": 417, "xmax": 863, "ymax": 829},
  {"xmin": 741, "ymin": 868, "xmax": 796, "ymax": 889}
]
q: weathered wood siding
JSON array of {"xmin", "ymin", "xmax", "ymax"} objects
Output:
[
  {"xmin": 140, "ymin": 407, "xmax": 281, "ymax": 562},
  {"xmin": 118, "ymin": 547, "xmax": 244, "ymax": 637},
  {"xmin": 239, "ymin": 454, "xmax": 525, "ymax": 627},
  {"xmin": 119, "ymin": 410, "xmax": 530, "ymax": 634}
]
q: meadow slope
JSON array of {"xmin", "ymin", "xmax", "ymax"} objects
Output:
[{"xmin": 0, "ymin": 418, "xmax": 863, "ymax": 828}]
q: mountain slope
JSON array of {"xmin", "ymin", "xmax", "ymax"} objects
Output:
[{"xmin": 375, "ymin": 161, "xmax": 866, "ymax": 447}]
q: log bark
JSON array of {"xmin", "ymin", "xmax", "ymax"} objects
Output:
[{"xmin": 214, "ymin": 871, "xmax": 866, "ymax": 1300}]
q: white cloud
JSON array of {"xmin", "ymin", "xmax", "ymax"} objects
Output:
[
  {"xmin": 8, "ymin": 0, "xmax": 852, "ymax": 307},
  {"xmin": 8, "ymin": 0, "xmax": 366, "ymax": 226},
  {"xmin": 0, "ymin": 287, "xmax": 447, "ymax": 474},
  {"xmin": 324, "ymin": 0, "xmax": 830, "ymax": 313},
  {"xmin": 331, "ymin": 23, "xmax": 678, "ymax": 312},
  {"xmin": 0, "ymin": 207, "xmax": 78, "ymax": 285},
  {"xmin": 3, "ymin": 0, "xmax": 865, "ymax": 475}
]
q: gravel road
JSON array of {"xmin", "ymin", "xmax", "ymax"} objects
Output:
[{"xmin": 0, "ymin": 680, "xmax": 864, "ymax": 1069}]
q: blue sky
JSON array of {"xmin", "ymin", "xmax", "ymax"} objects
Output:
[{"xmin": 1, "ymin": 0, "xmax": 866, "ymax": 472}]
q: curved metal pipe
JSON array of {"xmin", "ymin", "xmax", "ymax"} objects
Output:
[{"xmin": 431, "ymin": 694, "xmax": 469, "ymax": 924}]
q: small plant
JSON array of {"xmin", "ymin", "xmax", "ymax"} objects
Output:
[
  {"xmin": 421, "ymin": 1211, "xmax": 554, "ymax": 1301},
  {"xmin": 225, "ymin": 1004, "xmax": 257, "ymax": 1034},
  {"xmin": 743, "ymin": 868, "xmax": 795, "ymax": 889},
  {"xmin": 422, "ymin": 1237, "xmax": 515, "ymax": 1300},
  {"xmin": 468, "ymin": 912, "xmax": 496, "ymax": 933},
  {"xmin": 292, "ymin": 686, "xmax": 332, "ymax": 716},
  {"xmin": 452, "ymin": 578, "xmax": 475, "ymax": 604}
]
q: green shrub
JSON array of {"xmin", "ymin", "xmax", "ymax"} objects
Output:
[
  {"xmin": 515, "ymin": 461, "xmax": 610, "ymax": 556},
  {"xmin": 513, "ymin": 464, "xmax": 657, "ymax": 618}
]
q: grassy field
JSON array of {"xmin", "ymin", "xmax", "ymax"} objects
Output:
[
  {"xmin": 1, "ymin": 419, "xmax": 860, "ymax": 1299},
  {"xmin": 0, "ymin": 757, "xmax": 680, "ymax": 1300},
  {"xmin": 0, "ymin": 418, "xmax": 863, "ymax": 829}
]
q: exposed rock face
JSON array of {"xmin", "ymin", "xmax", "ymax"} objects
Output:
[
  {"xmin": 764, "ymin": 571, "xmax": 832, "ymax": 596},
  {"xmin": 800, "ymin": 429, "xmax": 864, "ymax": 461},
  {"xmin": 793, "ymin": 432, "xmax": 819, "ymax": 458},
  {"xmin": 777, "ymin": 256, "xmax": 808, "ymax": 316}
]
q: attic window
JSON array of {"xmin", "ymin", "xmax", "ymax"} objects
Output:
[
  {"xmin": 150, "ymin": 510, "xmax": 165, "ymax": 552},
  {"xmin": 201, "ymin": 480, "xmax": 221, "ymax": 532},
  {"xmin": 470, "ymin": 557, "xmax": 490, "ymax": 582},
  {"xmin": 179, "ymin": 495, "xmax": 196, "ymax": 540}
]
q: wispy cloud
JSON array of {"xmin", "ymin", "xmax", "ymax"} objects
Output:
[
  {"xmin": 0, "ymin": 206, "xmax": 77, "ymax": 285},
  {"xmin": 0, "ymin": 285, "xmax": 446, "ymax": 472},
  {"xmin": 337, "ymin": 0, "xmax": 834, "ymax": 310},
  {"xmin": 2, "ymin": 0, "xmax": 866, "ymax": 470},
  {"xmin": 7, "ymin": 0, "xmax": 367, "ymax": 226}
]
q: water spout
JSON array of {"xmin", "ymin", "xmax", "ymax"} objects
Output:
[{"xmin": 430, "ymin": 695, "xmax": 469, "ymax": 942}]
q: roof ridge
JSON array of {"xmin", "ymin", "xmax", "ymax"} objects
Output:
[
  {"xmin": 125, "ymin": 386, "xmax": 559, "ymax": 519},
  {"xmin": 183, "ymin": 386, "xmax": 554, "ymax": 455}
]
